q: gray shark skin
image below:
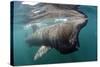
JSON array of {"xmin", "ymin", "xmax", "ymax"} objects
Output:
[{"xmin": 25, "ymin": 3, "xmax": 88, "ymax": 60}]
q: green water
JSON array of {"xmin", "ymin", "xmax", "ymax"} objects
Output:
[{"xmin": 12, "ymin": 2, "xmax": 97, "ymax": 66}]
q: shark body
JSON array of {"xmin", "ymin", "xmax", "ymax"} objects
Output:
[{"xmin": 25, "ymin": 3, "xmax": 87, "ymax": 60}]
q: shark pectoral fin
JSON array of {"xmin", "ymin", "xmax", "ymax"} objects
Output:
[{"xmin": 34, "ymin": 45, "xmax": 51, "ymax": 60}]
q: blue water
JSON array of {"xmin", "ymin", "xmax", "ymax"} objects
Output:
[{"xmin": 12, "ymin": 2, "xmax": 97, "ymax": 66}]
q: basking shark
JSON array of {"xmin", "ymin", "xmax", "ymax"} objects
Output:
[{"xmin": 24, "ymin": 3, "xmax": 88, "ymax": 60}]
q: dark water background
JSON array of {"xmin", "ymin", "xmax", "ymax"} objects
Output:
[{"xmin": 12, "ymin": 2, "xmax": 97, "ymax": 66}]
